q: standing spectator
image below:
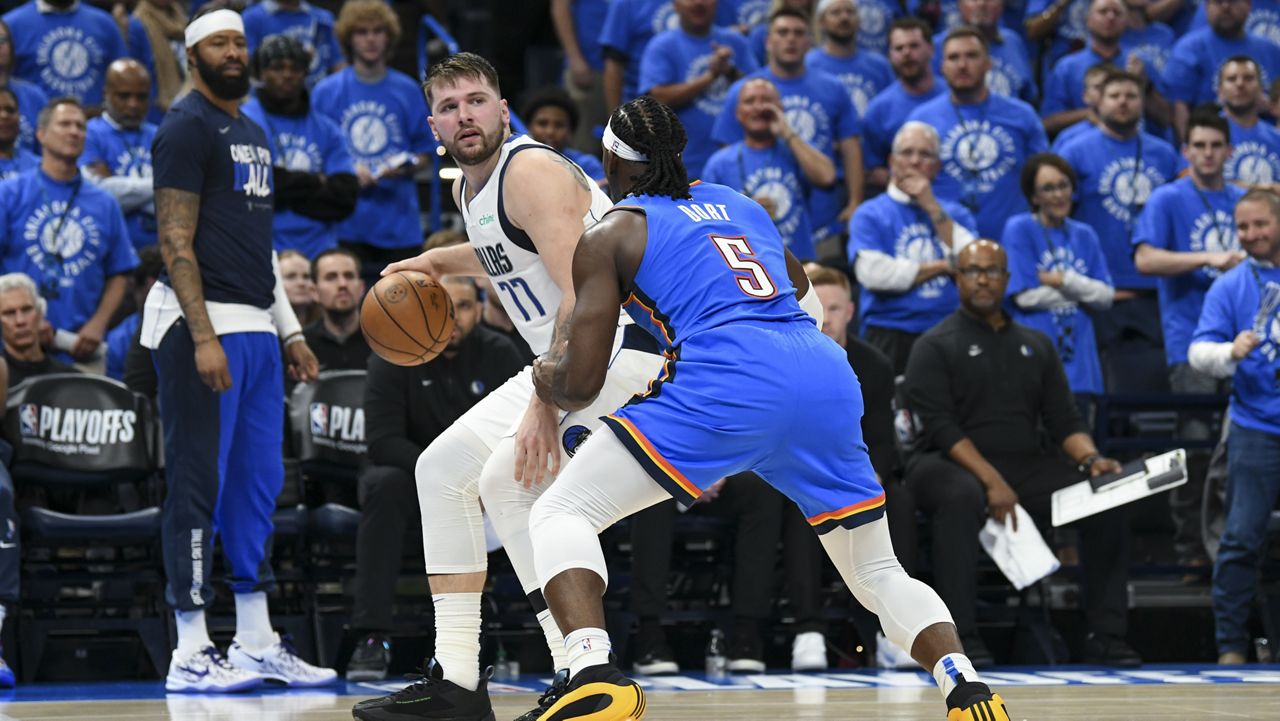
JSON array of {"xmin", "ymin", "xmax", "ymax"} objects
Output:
[
  {"xmin": 0, "ymin": 18, "xmax": 49, "ymax": 153},
  {"xmin": 1218, "ymin": 56, "xmax": 1280, "ymax": 186},
  {"xmin": 806, "ymin": 0, "xmax": 893, "ymax": 119},
  {"xmin": 850, "ymin": 0, "xmax": 904, "ymax": 56},
  {"xmin": 639, "ymin": 0, "xmax": 756, "ymax": 179},
  {"xmin": 1189, "ymin": 188, "xmax": 1280, "ymax": 666},
  {"xmin": 2, "ymin": 0, "xmax": 126, "ymax": 108},
  {"xmin": 550, "ymin": 0, "xmax": 609, "ymax": 153},
  {"xmin": 312, "ymin": 0, "xmax": 432, "ymax": 287},
  {"xmin": 302, "ymin": 247, "xmax": 369, "ymax": 373},
  {"xmin": 1164, "ymin": 0, "xmax": 1280, "ymax": 141},
  {"xmin": 903, "ymin": 239, "xmax": 1139, "ymax": 667},
  {"xmin": 1024, "ymin": 0, "xmax": 1090, "ymax": 71},
  {"xmin": 1133, "ymin": 112, "xmax": 1245, "ymax": 568},
  {"xmin": 1050, "ymin": 62, "xmax": 1115, "ymax": 152},
  {"xmin": 0, "ymin": 88, "xmax": 39, "ymax": 181},
  {"xmin": 1042, "ymin": 0, "xmax": 1135, "ymax": 135},
  {"xmin": 142, "ymin": 7, "xmax": 333, "ymax": 692},
  {"xmin": 0, "ymin": 97, "xmax": 137, "ymax": 372},
  {"xmin": 242, "ymin": 0, "xmax": 343, "ymax": 90},
  {"xmin": 933, "ymin": 0, "xmax": 1036, "ymax": 104},
  {"xmin": 243, "ymin": 35, "xmax": 357, "ymax": 260},
  {"xmin": 1002, "ymin": 153, "xmax": 1114, "ymax": 396},
  {"xmin": 0, "ymin": 272, "xmax": 75, "ymax": 384},
  {"xmin": 346, "ymin": 274, "xmax": 525, "ymax": 681},
  {"xmin": 862, "ymin": 18, "xmax": 947, "ymax": 190},
  {"xmin": 908, "ymin": 27, "xmax": 1048, "ymax": 240},
  {"xmin": 703, "ymin": 77, "xmax": 836, "ymax": 259},
  {"xmin": 106, "ymin": 244, "xmax": 161, "ymax": 382},
  {"xmin": 81, "ymin": 59, "xmax": 158, "ymax": 251},
  {"xmin": 131, "ymin": 0, "xmax": 188, "ymax": 115},
  {"xmin": 1121, "ymin": 0, "xmax": 1176, "ymax": 84},
  {"xmin": 520, "ymin": 87, "xmax": 607, "ymax": 186},
  {"xmin": 600, "ymin": 0, "xmax": 678, "ymax": 112},
  {"xmin": 279, "ymin": 248, "xmax": 317, "ymax": 326},
  {"xmin": 848, "ymin": 121, "xmax": 978, "ymax": 373},
  {"xmin": 1189, "ymin": 0, "xmax": 1280, "ymax": 52}
]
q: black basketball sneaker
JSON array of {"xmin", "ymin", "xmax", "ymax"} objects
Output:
[
  {"xmin": 511, "ymin": 668, "xmax": 570, "ymax": 721},
  {"xmin": 351, "ymin": 658, "xmax": 495, "ymax": 721}
]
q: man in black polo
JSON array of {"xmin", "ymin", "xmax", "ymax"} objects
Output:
[
  {"xmin": 902, "ymin": 240, "xmax": 1139, "ymax": 667},
  {"xmin": 301, "ymin": 247, "xmax": 369, "ymax": 373},
  {"xmin": 346, "ymin": 274, "xmax": 524, "ymax": 681}
]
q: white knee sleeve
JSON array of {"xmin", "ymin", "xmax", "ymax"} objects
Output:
[
  {"xmin": 529, "ymin": 431, "xmax": 669, "ymax": 590},
  {"xmin": 478, "ymin": 437, "xmax": 549, "ymax": 594},
  {"xmin": 819, "ymin": 517, "xmax": 954, "ymax": 656},
  {"xmin": 416, "ymin": 423, "xmax": 493, "ymax": 574}
]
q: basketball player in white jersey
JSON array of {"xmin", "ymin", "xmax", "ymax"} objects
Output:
[{"xmin": 352, "ymin": 53, "xmax": 665, "ymax": 721}]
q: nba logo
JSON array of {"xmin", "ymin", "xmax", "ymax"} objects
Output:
[
  {"xmin": 309, "ymin": 403, "xmax": 328, "ymax": 435},
  {"xmin": 19, "ymin": 404, "xmax": 38, "ymax": 437}
]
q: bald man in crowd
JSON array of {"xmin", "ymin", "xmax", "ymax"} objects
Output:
[{"xmin": 82, "ymin": 59, "xmax": 159, "ymax": 250}]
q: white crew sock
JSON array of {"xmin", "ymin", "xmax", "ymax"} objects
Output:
[
  {"xmin": 175, "ymin": 609, "xmax": 213, "ymax": 658},
  {"xmin": 536, "ymin": 609, "xmax": 570, "ymax": 672},
  {"xmin": 933, "ymin": 653, "xmax": 979, "ymax": 699},
  {"xmin": 564, "ymin": 627, "xmax": 611, "ymax": 678},
  {"xmin": 233, "ymin": 591, "xmax": 276, "ymax": 650},
  {"xmin": 433, "ymin": 592, "xmax": 483, "ymax": 691}
]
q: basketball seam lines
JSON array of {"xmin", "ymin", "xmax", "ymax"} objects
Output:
[
  {"xmin": 403, "ymin": 271, "xmax": 445, "ymax": 345},
  {"xmin": 372, "ymin": 283, "xmax": 433, "ymax": 356}
]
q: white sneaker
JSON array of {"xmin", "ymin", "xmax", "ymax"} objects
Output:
[
  {"xmin": 227, "ymin": 633, "xmax": 338, "ymax": 687},
  {"xmin": 875, "ymin": 631, "xmax": 919, "ymax": 670},
  {"xmin": 166, "ymin": 646, "xmax": 264, "ymax": 693},
  {"xmin": 791, "ymin": 631, "xmax": 828, "ymax": 671}
]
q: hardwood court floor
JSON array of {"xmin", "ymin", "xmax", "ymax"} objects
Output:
[{"xmin": 3, "ymin": 684, "xmax": 1279, "ymax": 720}]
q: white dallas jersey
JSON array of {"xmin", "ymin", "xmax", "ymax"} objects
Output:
[{"xmin": 460, "ymin": 135, "xmax": 616, "ymax": 355}]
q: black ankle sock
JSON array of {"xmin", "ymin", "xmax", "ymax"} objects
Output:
[{"xmin": 945, "ymin": 678, "xmax": 993, "ymax": 710}]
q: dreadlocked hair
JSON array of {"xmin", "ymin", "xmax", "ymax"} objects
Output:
[{"xmin": 609, "ymin": 96, "xmax": 691, "ymax": 200}]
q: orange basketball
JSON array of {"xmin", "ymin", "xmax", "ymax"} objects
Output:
[{"xmin": 360, "ymin": 270, "xmax": 456, "ymax": 366}]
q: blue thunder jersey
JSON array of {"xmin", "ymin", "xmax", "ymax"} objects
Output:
[
  {"xmin": 243, "ymin": 1, "xmax": 342, "ymax": 90},
  {"xmin": 81, "ymin": 114, "xmax": 158, "ymax": 249},
  {"xmin": 605, "ymin": 181, "xmax": 884, "ymax": 532},
  {"xmin": 0, "ymin": 148, "xmax": 39, "ymax": 181},
  {"xmin": 9, "ymin": 77, "xmax": 48, "ymax": 154},
  {"xmin": 1132, "ymin": 178, "xmax": 1246, "ymax": 366},
  {"xmin": 1225, "ymin": 116, "xmax": 1280, "ymax": 186},
  {"xmin": 701, "ymin": 140, "xmax": 816, "ymax": 260},
  {"xmin": 2, "ymin": 1, "xmax": 126, "ymax": 105}
]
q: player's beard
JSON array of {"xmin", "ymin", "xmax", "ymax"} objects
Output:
[
  {"xmin": 195, "ymin": 53, "xmax": 250, "ymax": 101},
  {"xmin": 449, "ymin": 122, "xmax": 504, "ymax": 167}
]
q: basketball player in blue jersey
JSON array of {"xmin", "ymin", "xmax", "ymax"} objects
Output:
[{"xmin": 526, "ymin": 96, "xmax": 1011, "ymax": 721}]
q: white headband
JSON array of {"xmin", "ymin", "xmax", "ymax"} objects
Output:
[
  {"xmin": 816, "ymin": 0, "xmax": 855, "ymax": 16},
  {"xmin": 185, "ymin": 9, "xmax": 245, "ymax": 49},
  {"xmin": 601, "ymin": 119, "xmax": 649, "ymax": 163}
]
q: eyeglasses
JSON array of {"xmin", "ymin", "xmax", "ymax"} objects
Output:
[
  {"xmin": 1035, "ymin": 180, "xmax": 1072, "ymax": 195},
  {"xmin": 957, "ymin": 266, "xmax": 1008, "ymax": 280}
]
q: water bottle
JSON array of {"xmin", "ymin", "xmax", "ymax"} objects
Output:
[
  {"xmin": 1255, "ymin": 637, "xmax": 1273, "ymax": 664},
  {"xmin": 705, "ymin": 628, "xmax": 727, "ymax": 678}
]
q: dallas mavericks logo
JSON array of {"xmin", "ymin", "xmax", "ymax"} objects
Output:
[
  {"xmin": 19, "ymin": 404, "xmax": 39, "ymax": 437},
  {"xmin": 941, "ymin": 120, "xmax": 1017, "ymax": 191},
  {"xmin": 342, "ymin": 100, "xmax": 404, "ymax": 164},
  {"xmin": 1098, "ymin": 158, "xmax": 1165, "ymax": 223},
  {"xmin": 35, "ymin": 27, "xmax": 104, "ymax": 97},
  {"xmin": 857, "ymin": 2, "xmax": 891, "ymax": 53},
  {"xmin": 562, "ymin": 425, "xmax": 592, "ymax": 457},
  {"xmin": 310, "ymin": 402, "xmax": 329, "ymax": 435},
  {"xmin": 276, "ymin": 132, "xmax": 324, "ymax": 172},
  {"xmin": 1190, "ymin": 210, "xmax": 1239, "ymax": 280},
  {"xmin": 469, "ymin": 380, "xmax": 485, "ymax": 396},
  {"xmin": 1249, "ymin": 10, "xmax": 1280, "ymax": 49},
  {"xmin": 687, "ymin": 55, "xmax": 732, "ymax": 117},
  {"xmin": 1227, "ymin": 142, "xmax": 1280, "ymax": 185},
  {"xmin": 895, "ymin": 222, "xmax": 949, "ymax": 298},
  {"xmin": 1254, "ymin": 280, "xmax": 1280, "ymax": 362}
]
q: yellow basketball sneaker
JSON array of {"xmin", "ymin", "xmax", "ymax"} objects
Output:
[
  {"xmin": 946, "ymin": 682, "xmax": 1010, "ymax": 721},
  {"xmin": 537, "ymin": 662, "xmax": 646, "ymax": 721}
]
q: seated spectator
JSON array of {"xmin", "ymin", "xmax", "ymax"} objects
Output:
[
  {"xmin": 848, "ymin": 120, "xmax": 977, "ymax": 373},
  {"xmin": 81, "ymin": 59, "xmax": 159, "ymax": 251},
  {"xmin": 1003, "ymin": 153, "xmax": 1114, "ymax": 396},
  {"xmin": 346, "ymin": 275, "xmax": 525, "ymax": 681},
  {"xmin": 1050, "ymin": 62, "xmax": 1115, "ymax": 152},
  {"xmin": 2, "ymin": 0, "xmax": 126, "ymax": 108},
  {"xmin": 933, "ymin": 0, "xmax": 1036, "ymax": 104},
  {"xmin": 243, "ymin": 0, "xmax": 344, "ymax": 90},
  {"xmin": 0, "ymin": 272, "xmax": 77, "ymax": 385},
  {"xmin": 903, "ymin": 239, "xmax": 1139, "ymax": 667},
  {"xmin": 0, "ymin": 18, "xmax": 49, "ymax": 154},
  {"xmin": 0, "ymin": 97, "xmax": 138, "ymax": 374},
  {"xmin": 1188, "ymin": 188, "xmax": 1280, "ymax": 665},
  {"xmin": 106, "ymin": 245, "xmax": 162, "ymax": 382},
  {"xmin": 242, "ymin": 35, "xmax": 357, "ymax": 260},
  {"xmin": 805, "ymin": 0, "xmax": 894, "ymax": 118},
  {"xmin": 279, "ymin": 249, "xmax": 318, "ymax": 326},
  {"xmin": 0, "ymin": 87, "xmax": 39, "ymax": 181},
  {"xmin": 302, "ymin": 247, "xmax": 369, "ymax": 373},
  {"xmin": 703, "ymin": 77, "xmax": 835, "ymax": 260},
  {"xmin": 1218, "ymin": 56, "xmax": 1280, "ymax": 186},
  {"xmin": 520, "ymin": 86, "xmax": 607, "ymax": 187},
  {"xmin": 130, "ymin": 0, "xmax": 186, "ymax": 115},
  {"xmin": 861, "ymin": 18, "xmax": 947, "ymax": 190}
]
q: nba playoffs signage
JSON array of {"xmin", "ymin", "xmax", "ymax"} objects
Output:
[
  {"xmin": 291, "ymin": 370, "xmax": 368, "ymax": 462},
  {"xmin": 5, "ymin": 374, "xmax": 151, "ymax": 469},
  {"xmin": 307, "ymin": 401, "xmax": 366, "ymax": 454}
]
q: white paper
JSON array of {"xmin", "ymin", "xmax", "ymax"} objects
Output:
[
  {"xmin": 979, "ymin": 504, "xmax": 1061, "ymax": 590},
  {"xmin": 1051, "ymin": 449, "xmax": 1188, "ymax": 527}
]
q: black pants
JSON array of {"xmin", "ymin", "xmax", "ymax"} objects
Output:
[
  {"xmin": 902, "ymin": 452, "xmax": 1130, "ymax": 638},
  {"xmin": 782, "ymin": 503, "xmax": 826, "ymax": 634},
  {"xmin": 340, "ymin": 241, "xmax": 422, "ymax": 292},
  {"xmin": 864, "ymin": 325, "xmax": 921, "ymax": 377},
  {"xmin": 352, "ymin": 464, "xmax": 420, "ymax": 633},
  {"xmin": 630, "ymin": 473, "xmax": 784, "ymax": 622},
  {"xmin": 0, "ymin": 442, "xmax": 16, "ymax": 606}
]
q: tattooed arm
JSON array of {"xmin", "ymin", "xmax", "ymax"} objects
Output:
[{"xmin": 156, "ymin": 187, "xmax": 231, "ymax": 391}]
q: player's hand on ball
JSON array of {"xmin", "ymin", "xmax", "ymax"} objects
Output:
[
  {"xmin": 381, "ymin": 250, "xmax": 438, "ymax": 279},
  {"xmin": 514, "ymin": 396, "xmax": 562, "ymax": 488},
  {"xmin": 285, "ymin": 339, "xmax": 320, "ymax": 383},
  {"xmin": 195, "ymin": 337, "xmax": 232, "ymax": 392}
]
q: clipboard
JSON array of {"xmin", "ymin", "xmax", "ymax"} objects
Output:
[{"xmin": 1051, "ymin": 449, "xmax": 1188, "ymax": 527}]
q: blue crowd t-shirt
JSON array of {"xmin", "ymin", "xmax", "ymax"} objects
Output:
[
  {"xmin": 0, "ymin": 148, "xmax": 39, "ymax": 182},
  {"xmin": 1026, "ymin": 0, "xmax": 1090, "ymax": 69},
  {"xmin": 0, "ymin": 168, "xmax": 138, "ymax": 332},
  {"xmin": 1192, "ymin": 260, "xmax": 1280, "ymax": 435},
  {"xmin": 311, "ymin": 67, "xmax": 433, "ymax": 250},
  {"xmin": 702, "ymin": 140, "xmax": 816, "ymax": 260},
  {"xmin": 1041, "ymin": 46, "xmax": 1132, "ymax": 117},
  {"xmin": 861, "ymin": 79, "xmax": 949, "ymax": 170},
  {"xmin": 717, "ymin": 0, "xmax": 771, "ymax": 29},
  {"xmin": 106, "ymin": 311, "xmax": 139, "ymax": 381},
  {"xmin": 1051, "ymin": 118, "xmax": 1094, "ymax": 153},
  {"xmin": 853, "ymin": 0, "xmax": 904, "ymax": 55},
  {"xmin": 1132, "ymin": 178, "xmax": 1246, "ymax": 366},
  {"xmin": 1163, "ymin": 27, "xmax": 1280, "ymax": 106},
  {"xmin": 570, "ymin": 0, "xmax": 611, "ymax": 70},
  {"xmin": 2, "ymin": 1, "xmax": 126, "ymax": 105},
  {"xmin": 847, "ymin": 192, "xmax": 977, "ymax": 334},
  {"xmin": 599, "ymin": 0, "xmax": 679, "ymax": 104},
  {"xmin": 1225, "ymin": 117, "xmax": 1280, "ymax": 186},
  {"xmin": 243, "ymin": 1, "xmax": 343, "ymax": 90},
  {"xmin": 639, "ymin": 26, "xmax": 757, "ymax": 179},
  {"xmin": 8, "ymin": 77, "xmax": 49, "ymax": 154},
  {"xmin": 805, "ymin": 47, "xmax": 894, "ymax": 118},
  {"xmin": 1190, "ymin": 0, "xmax": 1280, "ymax": 52},
  {"xmin": 1122, "ymin": 22, "xmax": 1175, "ymax": 89},
  {"xmin": 906, "ymin": 92, "xmax": 1048, "ymax": 239},
  {"xmin": 152, "ymin": 91, "xmax": 276, "ymax": 308},
  {"xmin": 242, "ymin": 97, "xmax": 354, "ymax": 259},
  {"xmin": 81, "ymin": 114, "xmax": 158, "ymax": 249},
  {"xmin": 933, "ymin": 27, "xmax": 1036, "ymax": 104},
  {"xmin": 1057, "ymin": 125, "xmax": 1181, "ymax": 291},
  {"xmin": 1002, "ymin": 212, "xmax": 1110, "ymax": 394}
]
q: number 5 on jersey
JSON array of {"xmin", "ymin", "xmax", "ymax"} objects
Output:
[{"xmin": 712, "ymin": 235, "xmax": 777, "ymax": 299}]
